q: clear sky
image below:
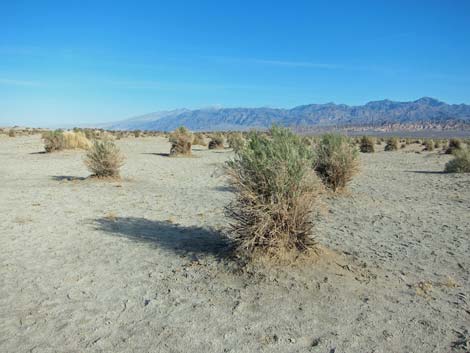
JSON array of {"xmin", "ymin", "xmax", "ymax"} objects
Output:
[{"xmin": 1, "ymin": 0, "xmax": 470, "ymax": 126}]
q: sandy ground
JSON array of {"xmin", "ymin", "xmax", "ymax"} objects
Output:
[{"xmin": 1, "ymin": 135, "xmax": 469, "ymax": 353}]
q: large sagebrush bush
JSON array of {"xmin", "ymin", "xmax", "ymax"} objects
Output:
[
  {"xmin": 225, "ymin": 126, "xmax": 323, "ymax": 261},
  {"xmin": 84, "ymin": 140, "xmax": 125, "ymax": 178},
  {"xmin": 360, "ymin": 136, "xmax": 375, "ymax": 153},
  {"xmin": 314, "ymin": 134, "xmax": 359, "ymax": 192},
  {"xmin": 169, "ymin": 126, "xmax": 193, "ymax": 156},
  {"xmin": 444, "ymin": 148, "xmax": 470, "ymax": 173}
]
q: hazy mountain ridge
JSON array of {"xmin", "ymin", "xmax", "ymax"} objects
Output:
[{"xmin": 102, "ymin": 97, "xmax": 470, "ymax": 131}]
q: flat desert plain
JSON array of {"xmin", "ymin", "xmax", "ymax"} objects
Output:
[{"xmin": 1, "ymin": 135, "xmax": 469, "ymax": 353}]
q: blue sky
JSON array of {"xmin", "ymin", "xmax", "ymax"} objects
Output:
[{"xmin": 1, "ymin": 0, "xmax": 470, "ymax": 126}]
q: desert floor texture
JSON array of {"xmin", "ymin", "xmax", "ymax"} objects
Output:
[{"xmin": 1, "ymin": 135, "xmax": 469, "ymax": 353}]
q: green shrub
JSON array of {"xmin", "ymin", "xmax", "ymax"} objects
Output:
[
  {"xmin": 446, "ymin": 138, "xmax": 462, "ymax": 154},
  {"xmin": 225, "ymin": 126, "xmax": 322, "ymax": 261},
  {"xmin": 360, "ymin": 136, "xmax": 375, "ymax": 153},
  {"xmin": 169, "ymin": 126, "xmax": 193, "ymax": 156},
  {"xmin": 84, "ymin": 140, "xmax": 125, "ymax": 178},
  {"xmin": 444, "ymin": 148, "xmax": 470, "ymax": 173},
  {"xmin": 314, "ymin": 133, "xmax": 359, "ymax": 192}
]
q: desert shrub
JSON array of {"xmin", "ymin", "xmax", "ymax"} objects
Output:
[
  {"xmin": 384, "ymin": 137, "xmax": 399, "ymax": 151},
  {"xmin": 360, "ymin": 136, "xmax": 375, "ymax": 153},
  {"xmin": 169, "ymin": 126, "xmax": 193, "ymax": 156},
  {"xmin": 314, "ymin": 133, "xmax": 359, "ymax": 192},
  {"xmin": 227, "ymin": 133, "xmax": 246, "ymax": 152},
  {"xmin": 424, "ymin": 139, "xmax": 434, "ymax": 151},
  {"xmin": 42, "ymin": 130, "xmax": 91, "ymax": 152},
  {"xmin": 63, "ymin": 131, "xmax": 91, "ymax": 149},
  {"xmin": 225, "ymin": 126, "xmax": 322, "ymax": 261},
  {"xmin": 42, "ymin": 130, "xmax": 65, "ymax": 152},
  {"xmin": 444, "ymin": 148, "xmax": 470, "ymax": 173},
  {"xmin": 8, "ymin": 129, "xmax": 16, "ymax": 137},
  {"xmin": 208, "ymin": 134, "xmax": 225, "ymax": 150},
  {"xmin": 133, "ymin": 130, "xmax": 141, "ymax": 138},
  {"xmin": 400, "ymin": 143, "xmax": 406, "ymax": 149},
  {"xmin": 446, "ymin": 138, "xmax": 462, "ymax": 154},
  {"xmin": 84, "ymin": 140, "xmax": 125, "ymax": 178},
  {"xmin": 192, "ymin": 133, "xmax": 207, "ymax": 146}
]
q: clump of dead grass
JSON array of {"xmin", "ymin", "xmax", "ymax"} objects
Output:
[
  {"xmin": 169, "ymin": 126, "xmax": 193, "ymax": 156},
  {"xmin": 359, "ymin": 136, "xmax": 375, "ymax": 153},
  {"xmin": 384, "ymin": 137, "xmax": 399, "ymax": 151},
  {"xmin": 445, "ymin": 148, "xmax": 470, "ymax": 173},
  {"xmin": 42, "ymin": 130, "xmax": 91, "ymax": 152},
  {"xmin": 84, "ymin": 140, "xmax": 125, "ymax": 178},
  {"xmin": 225, "ymin": 126, "xmax": 323, "ymax": 262},
  {"xmin": 314, "ymin": 133, "xmax": 359, "ymax": 192}
]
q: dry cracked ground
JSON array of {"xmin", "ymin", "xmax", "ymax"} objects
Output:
[{"xmin": 1, "ymin": 135, "xmax": 469, "ymax": 353}]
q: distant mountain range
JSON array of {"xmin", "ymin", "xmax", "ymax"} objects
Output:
[{"xmin": 100, "ymin": 97, "xmax": 470, "ymax": 131}]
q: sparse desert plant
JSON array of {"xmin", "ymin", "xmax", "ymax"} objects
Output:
[
  {"xmin": 133, "ymin": 130, "xmax": 141, "ymax": 138},
  {"xmin": 227, "ymin": 133, "xmax": 246, "ymax": 152},
  {"xmin": 424, "ymin": 139, "xmax": 434, "ymax": 151},
  {"xmin": 192, "ymin": 133, "xmax": 207, "ymax": 146},
  {"xmin": 63, "ymin": 131, "xmax": 92, "ymax": 149},
  {"xmin": 8, "ymin": 129, "xmax": 16, "ymax": 137},
  {"xmin": 84, "ymin": 140, "xmax": 125, "ymax": 178},
  {"xmin": 314, "ymin": 133, "xmax": 359, "ymax": 192},
  {"xmin": 169, "ymin": 126, "xmax": 193, "ymax": 156},
  {"xmin": 446, "ymin": 138, "xmax": 462, "ymax": 154},
  {"xmin": 42, "ymin": 130, "xmax": 65, "ymax": 152},
  {"xmin": 42, "ymin": 130, "xmax": 91, "ymax": 152},
  {"xmin": 444, "ymin": 148, "xmax": 470, "ymax": 173},
  {"xmin": 400, "ymin": 143, "xmax": 406, "ymax": 149},
  {"xmin": 384, "ymin": 137, "xmax": 399, "ymax": 151},
  {"xmin": 360, "ymin": 136, "xmax": 375, "ymax": 153},
  {"xmin": 208, "ymin": 134, "xmax": 225, "ymax": 150},
  {"xmin": 225, "ymin": 126, "xmax": 323, "ymax": 261}
]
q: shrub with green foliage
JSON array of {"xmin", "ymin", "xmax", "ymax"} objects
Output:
[
  {"xmin": 444, "ymin": 148, "xmax": 470, "ymax": 173},
  {"xmin": 445, "ymin": 138, "xmax": 462, "ymax": 154},
  {"xmin": 360, "ymin": 136, "xmax": 375, "ymax": 153},
  {"xmin": 225, "ymin": 126, "xmax": 322, "ymax": 261},
  {"xmin": 384, "ymin": 137, "xmax": 399, "ymax": 151},
  {"xmin": 84, "ymin": 140, "xmax": 125, "ymax": 178},
  {"xmin": 169, "ymin": 126, "xmax": 193, "ymax": 156},
  {"xmin": 314, "ymin": 134, "xmax": 359, "ymax": 192}
]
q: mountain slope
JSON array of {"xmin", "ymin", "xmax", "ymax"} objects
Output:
[{"xmin": 102, "ymin": 98, "xmax": 470, "ymax": 131}]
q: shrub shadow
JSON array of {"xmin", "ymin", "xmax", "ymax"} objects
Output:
[
  {"xmin": 51, "ymin": 175, "xmax": 87, "ymax": 181},
  {"xmin": 404, "ymin": 170, "xmax": 446, "ymax": 175},
  {"xmin": 94, "ymin": 217, "xmax": 232, "ymax": 260},
  {"xmin": 29, "ymin": 151, "xmax": 47, "ymax": 155},
  {"xmin": 213, "ymin": 185, "xmax": 236, "ymax": 193},
  {"xmin": 141, "ymin": 152, "xmax": 170, "ymax": 157}
]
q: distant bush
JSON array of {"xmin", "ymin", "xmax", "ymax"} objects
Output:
[
  {"xmin": 423, "ymin": 139, "xmax": 434, "ymax": 151},
  {"xmin": 445, "ymin": 138, "xmax": 462, "ymax": 154},
  {"xmin": 8, "ymin": 129, "xmax": 16, "ymax": 137},
  {"xmin": 208, "ymin": 134, "xmax": 225, "ymax": 150},
  {"xmin": 84, "ymin": 140, "xmax": 125, "ymax": 178},
  {"xmin": 314, "ymin": 133, "xmax": 359, "ymax": 192},
  {"xmin": 192, "ymin": 133, "xmax": 207, "ymax": 146},
  {"xmin": 133, "ymin": 130, "xmax": 141, "ymax": 138},
  {"xmin": 169, "ymin": 126, "xmax": 193, "ymax": 156},
  {"xmin": 42, "ymin": 130, "xmax": 65, "ymax": 152},
  {"xmin": 384, "ymin": 137, "xmax": 399, "ymax": 151},
  {"xmin": 227, "ymin": 133, "xmax": 245, "ymax": 152},
  {"xmin": 444, "ymin": 148, "xmax": 470, "ymax": 173},
  {"xmin": 360, "ymin": 136, "xmax": 375, "ymax": 153},
  {"xmin": 225, "ymin": 126, "xmax": 322, "ymax": 261}
]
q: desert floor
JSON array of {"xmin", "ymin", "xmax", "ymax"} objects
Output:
[{"xmin": 1, "ymin": 135, "xmax": 469, "ymax": 353}]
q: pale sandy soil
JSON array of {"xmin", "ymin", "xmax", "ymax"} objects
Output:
[{"xmin": 1, "ymin": 135, "xmax": 469, "ymax": 353}]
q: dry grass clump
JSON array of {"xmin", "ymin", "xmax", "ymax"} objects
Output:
[
  {"xmin": 192, "ymin": 133, "xmax": 207, "ymax": 146},
  {"xmin": 384, "ymin": 137, "xmax": 399, "ymax": 151},
  {"xmin": 63, "ymin": 131, "xmax": 92, "ymax": 149},
  {"xmin": 360, "ymin": 136, "xmax": 375, "ymax": 153},
  {"xmin": 8, "ymin": 129, "xmax": 16, "ymax": 137},
  {"xmin": 42, "ymin": 130, "xmax": 91, "ymax": 152},
  {"xmin": 446, "ymin": 138, "xmax": 462, "ymax": 154},
  {"xmin": 84, "ymin": 140, "xmax": 125, "ymax": 178},
  {"xmin": 445, "ymin": 148, "xmax": 470, "ymax": 173},
  {"xmin": 314, "ymin": 133, "xmax": 359, "ymax": 192},
  {"xmin": 423, "ymin": 139, "xmax": 434, "ymax": 151},
  {"xmin": 208, "ymin": 134, "xmax": 225, "ymax": 149},
  {"xmin": 225, "ymin": 126, "xmax": 323, "ymax": 262},
  {"xmin": 169, "ymin": 126, "xmax": 193, "ymax": 156},
  {"xmin": 227, "ymin": 132, "xmax": 246, "ymax": 152}
]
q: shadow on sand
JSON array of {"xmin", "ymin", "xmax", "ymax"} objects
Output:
[
  {"xmin": 51, "ymin": 175, "xmax": 87, "ymax": 181},
  {"xmin": 141, "ymin": 152, "xmax": 170, "ymax": 157},
  {"xmin": 404, "ymin": 170, "xmax": 446, "ymax": 175},
  {"xmin": 94, "ymin": 217, "xmax": 232, "ymax": 259}
]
